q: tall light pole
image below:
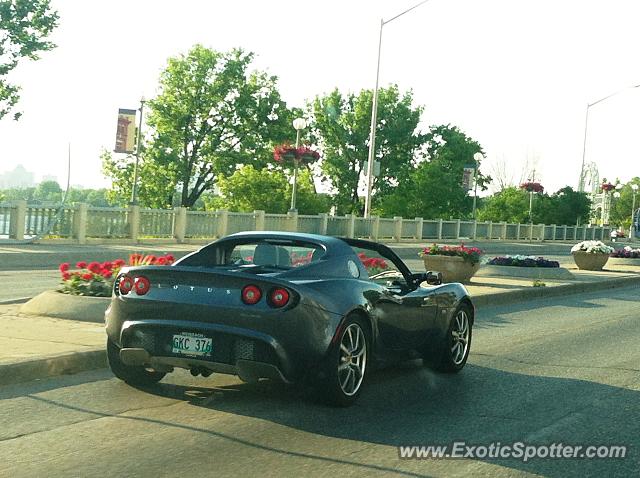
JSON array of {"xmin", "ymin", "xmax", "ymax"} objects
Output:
[
  {"xmin": 472, "ymin": 152, "xmax": 483, "ymax": 220},
  {"xmin": 578, "ymin": 83, "xmax": 640, "ymax": 192},
  {"xmin": 130, "ymin": 96, "xmax": 146, "ymax": 205},
  {"xmin": 631, "ymin": 183, "xmax": 639, "ymax": 240},
  {"xmin": 289, "ymin": 118, "xmax": 307, "ymax": 212},
  {"xmin": 364, "ymin": 0, "xmax": 430, "ymax": 218}
]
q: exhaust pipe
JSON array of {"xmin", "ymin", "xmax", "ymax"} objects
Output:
[{"xmin": 190, "ymin": 367, "xmax": 213, "ymax": 377}]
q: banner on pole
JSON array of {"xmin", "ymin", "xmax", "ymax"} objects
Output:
[
  {"xmin": 114, "ymin": 108, "xmax": 137, "ymax": 153},
  {"xmin": 462, "ymin": 166, "xmax": 475, "ymax": 191}
]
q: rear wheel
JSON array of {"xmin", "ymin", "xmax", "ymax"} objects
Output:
[
  {"xmin": 432, "ymin": 304, "xmax": 472, "ymax": 373},
  {"xmin": 107, "ymin": 339, "xmax": 166, "ymax": 386},
  {"xmin": 320, "ymin": 316, "xmax": 369, "ymax": 407}
]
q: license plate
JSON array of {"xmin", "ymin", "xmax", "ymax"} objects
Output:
[{"xmin": 172, "ymin": 333, "xmax": 213, "ymax": 357}]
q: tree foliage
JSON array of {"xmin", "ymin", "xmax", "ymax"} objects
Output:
[
  {"xmin": 114, "ymin": 45, "xmax": 294, "ymax": 208},
  {"xmin": 207, "ymin": 165, "xmax": 329, "ymax": 214},
  {"xmin": 310, "ymin": 85, "xmax": 424, "ymax": 214},
  {"xmin": 609, "ymin": 178, "xmax": 640, "ymax": 228},
  {"xmin": 478, "ymin": 186, "xmax": 590, "ymax": 225},
  {"xmin": 376, "ymin": 125, "xmax": 489, "ymax": 219},
  {"xmin": 0, "ymin": 0, "xmax": 58, "ymax": 120}
]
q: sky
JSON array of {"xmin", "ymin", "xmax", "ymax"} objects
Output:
[{"xmin": 1, "ymin": 0, "xmax": 640, "ymax": 195}]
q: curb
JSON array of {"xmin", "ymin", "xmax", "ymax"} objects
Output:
[
  {"xmin": 0, "ymin": 349, "xmax": 106, "ymax": 387},
  {"xmin": 0, "ymin": 297, "xmax": 31, "ymax": 305},
  {"xmin": 473, "ymin": 274, "xmax": 640, "ymax": 308},
  {"xmin": 20, "ymin": 291, "xmax": 109, "ymax": 323}
]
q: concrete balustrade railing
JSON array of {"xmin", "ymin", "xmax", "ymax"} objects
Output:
[{"xmin": 0, "ymin": 200, "xmax": 612, "ymax": 244}]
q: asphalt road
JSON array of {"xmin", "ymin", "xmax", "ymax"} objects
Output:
[
  {"xmin": 1, "ymin": 287, "xmax": 638, "ymax": 477},
  {"xmin": 0, "ymin": 270, "xmax": 59, "ymax": 303}
]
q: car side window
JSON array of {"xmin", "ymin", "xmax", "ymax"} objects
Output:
[{"xmin": 352, "ymin": 247, "xmax": 404, "ymax": 286}]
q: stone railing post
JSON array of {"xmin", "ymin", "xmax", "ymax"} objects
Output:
[
  {"xmin": 318, "ymin": 213, "xmax": 328, "ymax": 235},
  {"xmin": 127, "ymin": 205, "xmax": 140, "ymax": 243},
  {"xmin": 472, "ymin": 220, "xmax": 478, "ymax": 240},
  {"xmin": 287, "ymin": 210, "xmax": 298, "ymax": 232},
  {"xmin": 216, "ymin": 209, "xmax": 229, "ymax": 237},
  {"xmin": 501, "ymin": 222, "xmax": 507, "ymax": 240},
  {"xmin": 73, "ymin": 203, "xmax": 88, "ymax": 244},
  {"xmin": 371, "ymin": 216, "xmax": 380, "ymax": 240},
  {"xmin": 9, "ymin": 200, "xmax": 27, "ymax": 240},
  {"xmin": 173, "ymin": 206, "xmax": 187, "ymax": 243},
  {"xmin": 254, "ymin": 210, "xmax": 265, "ymax": 231},
  {"xmin": 538, "ymin": 224, "xmax": 544, "ymax": 241},
  {"xmin": 516, "ymin": 223, "xmax": 522, "ymax": 240},
  {"xmin": 346, "ymin": 214, "xmax": 356, "ymax": 238},
  {"xmin": 415, "ymin": 217, "xmax": 423, "ymax": 241},
  {"xmin": 551, "ymin": 224, "xmax": 557, "ymax": 241},
  {"xmin": 455, "ymin": 219, "xmax": 461, "ymax": 239},
  {"xmin": 393, "ymin": 216, "xmax": 403, "ymax": 242},
  {"xmin": 437, "ymin": 219, "xmax": 443, "ymax": 240},
  {"xmin": 487, "ymin": 221, "xmax": 493, "ymax": 240}
]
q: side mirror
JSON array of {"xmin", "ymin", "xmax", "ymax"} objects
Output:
[
  {"xmin": 411, "ymin": 271, "xmax": 442, "ymax": 287},
  {"xmin": 425, "ymin": 271, "xmax": 442, "ymax": 286}
]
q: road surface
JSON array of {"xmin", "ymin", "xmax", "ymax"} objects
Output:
[{"xmin": 1, "ymin": 286, "xmax": 637, "ymax": 477}]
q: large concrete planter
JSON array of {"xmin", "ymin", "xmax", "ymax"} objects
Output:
[
  {"xmin": 20, "ymin": 290, "xmax": 110, "ymax": 323},
  {"xmin": 422, "ymin": 255, "xmax": 480, "ymax": 283},
  {"xmin": 571, "ymin": 251, "xmax": 609, "ymax": 271}
]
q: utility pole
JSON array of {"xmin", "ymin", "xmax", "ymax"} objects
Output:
[{"xmin": 130, "ymin": 97, "xmax": 146, "ymax": 205}]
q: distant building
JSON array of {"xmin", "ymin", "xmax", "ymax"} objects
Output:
[
  {"xmin": 0, "ymin": 165, "xmax": 35, "ymax": 189},
  {"xmin": 41, "ymin": 175, "xmax": 59, "ymax": 184}
]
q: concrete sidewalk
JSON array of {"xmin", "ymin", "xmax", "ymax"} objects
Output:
[{"xmin": 1, "ymin": 265, "xmax": 639, "ymax": 387}]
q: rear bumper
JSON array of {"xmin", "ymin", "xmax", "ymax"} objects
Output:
[{"xmin": 107, "ymin": 318, "xmax": 325, "ymax": 382}]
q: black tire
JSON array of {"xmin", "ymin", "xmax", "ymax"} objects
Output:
[
  {"xmin": 432, "ymin": 303, "xmax": 473, "ymax": 373},
  {"xmin": 319, "ymin": 316, "xmax": 370, "ymax": 407},
  {"xmin": 107, "ymin": 339, "xmax": 166, "ymax": 386}
]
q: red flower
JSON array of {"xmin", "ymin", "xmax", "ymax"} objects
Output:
[
  {"xmin": 113, "ymin": 259, "xmax": 126, "ymax": 268},
  {"xmin": 81, "ymin": 273, "xmax": 93, "ymax": 281},
  {"xmin": 76, "ymin": 261, "xmax": 87, "ymax": 269},
  {"xmin": 101, "ymin": 261, "xmax": 113, "ymax": 270},
  {"xmin": 156, "ymin": 257, "xmax": 167, "ymax": 265},
  {"xmin": 165, "ymin": 254, "xmax": 175, "ymax": 263},
  {"xmin": 102, "ymin": 270, "xmax": 112, "ymax": 279},
  {"xmin": 59, "ymin": 262, "xmax": 70, "ymax": 273},
  {"xmin": 87, "ymin": 262, "xmax": 102, "ymax": 273},
  {"xmin": 62, "ymin": 272, "xmax": 71, "ymax": 281}
]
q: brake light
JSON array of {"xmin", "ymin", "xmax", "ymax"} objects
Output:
[
  {"xmin": 134, "ymin": 276, "xmax": 151, "ymax": 295},
  {"xmin": 119, "ymin": 275, "xmax": 133, "ymax": 295},
  {"xmin": 241, "ymin": 285, "xmax": 262, "ymax": 305},
  {"xmin": 269, "ymin": 288, "xmax": 290, "ymax": 308}
]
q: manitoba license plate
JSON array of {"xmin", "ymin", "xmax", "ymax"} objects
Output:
[{"xmin": 172, "ymin": 332, "xmax": 213, "ymax": 357}]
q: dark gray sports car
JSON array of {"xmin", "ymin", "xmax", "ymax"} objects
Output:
[{"xmin": 105, "ymin": 231, "xmax": 474, "ymax": 406}]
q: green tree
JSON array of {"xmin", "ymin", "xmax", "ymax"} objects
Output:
[
  {"xmin": 33, "ymin": 179, "xmax": 61, "ymax": 202},
  {"xmin": 376, "ymin": 125, "xmax": 489, "ymax": 219},
  {"xmin": 542, "ymin": 186, "xmax": 591, "ymax": 225},
  {"xmin": 609, "ymin": 179, "xmax": 640, "ymax": 229},
  {"xmin": 477, "ymin": 187, "xmax": 530, "ymax": 223},
  {"xmin": 0, "ymin": 0, "xmax": 58, "ymax": 120},
  {"xmin": 105, "ymin": 45, "xmax": 293, "ymax": 208},
  {"xmin": 208, "ymin": 165, "xmax": 329, "ymax": 214},
  {"xmin": 310, "ymin": 85, "xmax": 425, "ymax": 214}
]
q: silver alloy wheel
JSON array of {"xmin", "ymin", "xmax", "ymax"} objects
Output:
[
  {"xmin": 450, "ymin": 310, "xmax": 470, "ymax": 365},
  {"xmin": 338, "ymin": 323, "xmax": 367, "ymax": 396}
]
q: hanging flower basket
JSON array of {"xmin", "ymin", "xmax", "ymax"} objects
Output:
[
  {"xmin": 519, "ymin": 181, "xmax": 544, "ymax": 193},
  {"xmin": 273, "ymin": 144, "xmax": 320, "ymax": 165},
  {"xmin": 601, "ymin": 182, "xmax": 615, "ymax": 192}
]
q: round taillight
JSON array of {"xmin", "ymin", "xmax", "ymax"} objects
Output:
[
  {"xmin": 269, "ymin": 288, "xmax": 290, "ymax": 308},
  {"xmin": 119, "ymin": 275, "xmax": 133, "ymax": 295},
  {"xmin": 241, "ymin": 285, "xmax": 262, "ymax": 305},
  {"xmin": 134, "ymin": 276, "xmax": 151, "ymax": 295}
]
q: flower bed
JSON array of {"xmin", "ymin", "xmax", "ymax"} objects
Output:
[
  {"xmin": 487, "ymin": 255, "xmax": 560, "ymax": 268},
  {"xmin": 58, "ymin": 253, "xmax": 175, "ymax": 297},
  {"xmin": 610, "ymin": 246, "xmax": 640, "ymax": 258},
  {"xmin": 357, "ymin": 252, "xmax": 389, "ymax": 276},
  {"xmin": 419, "ymin": 244, "xmax": 483, "ymax": 265}
]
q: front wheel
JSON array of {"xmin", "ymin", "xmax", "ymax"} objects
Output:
[
  {"xmin": 320, "ymin": 316, "xmax": 369, "ymax": 407},
  {"xmin": 107, "ymin": 339, "xmax": 166, "ymax": 386},
  {"xmin": 433, "ymin": 304, "xmax": 472, "ymax": 373}
]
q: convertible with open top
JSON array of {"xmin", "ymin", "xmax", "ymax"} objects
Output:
[{"xmin": 105, "ymin": 231, "xmax": 474, "ymax": 406}]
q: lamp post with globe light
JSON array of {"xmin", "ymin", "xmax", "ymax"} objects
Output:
[
  {"xmin": 289, "ymin": 118, "xmax": 307, "ymax": 212},
  {"xmin": 472, "ymin": 152, "xmax": 483, "ymax": 220}
]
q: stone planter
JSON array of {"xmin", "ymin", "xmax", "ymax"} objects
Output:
[
  {"xmin": 571, "ymin": 251, "xmax": 609, "ymax": 271},
  {"xmin": 422, "ymin": 255, "xmax": 480, "ymax": 283},
  {"xmin": 20, "ymin": 290, "xmax": 110, "ymax": 323}
]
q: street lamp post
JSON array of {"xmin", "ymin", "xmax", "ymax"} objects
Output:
[
  {"xmin": 631, "ymin": 184, "xmax": 639, "ymax": 240},
  {"xmin": 364, "ymin": 0, "xmax": 430, "ymax": 218},
  {"xmin": 130, "ymin": 96, "xmax": 146, "ymax": 205},
  {"xmin": 472, "ymin": 152, "xmax": 483, "ymax": 220},
  {"xmin": 289, "ymin": 118, "xmax": 307, "ymax": 213},
  {"xmin": 578, "ymin": 84, "xmax": 640, "ymax": 192}
]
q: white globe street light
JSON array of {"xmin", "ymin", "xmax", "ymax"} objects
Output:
[{"xmin": 289, "ymin": 118, "xmax": 307, "ymax": 212}]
